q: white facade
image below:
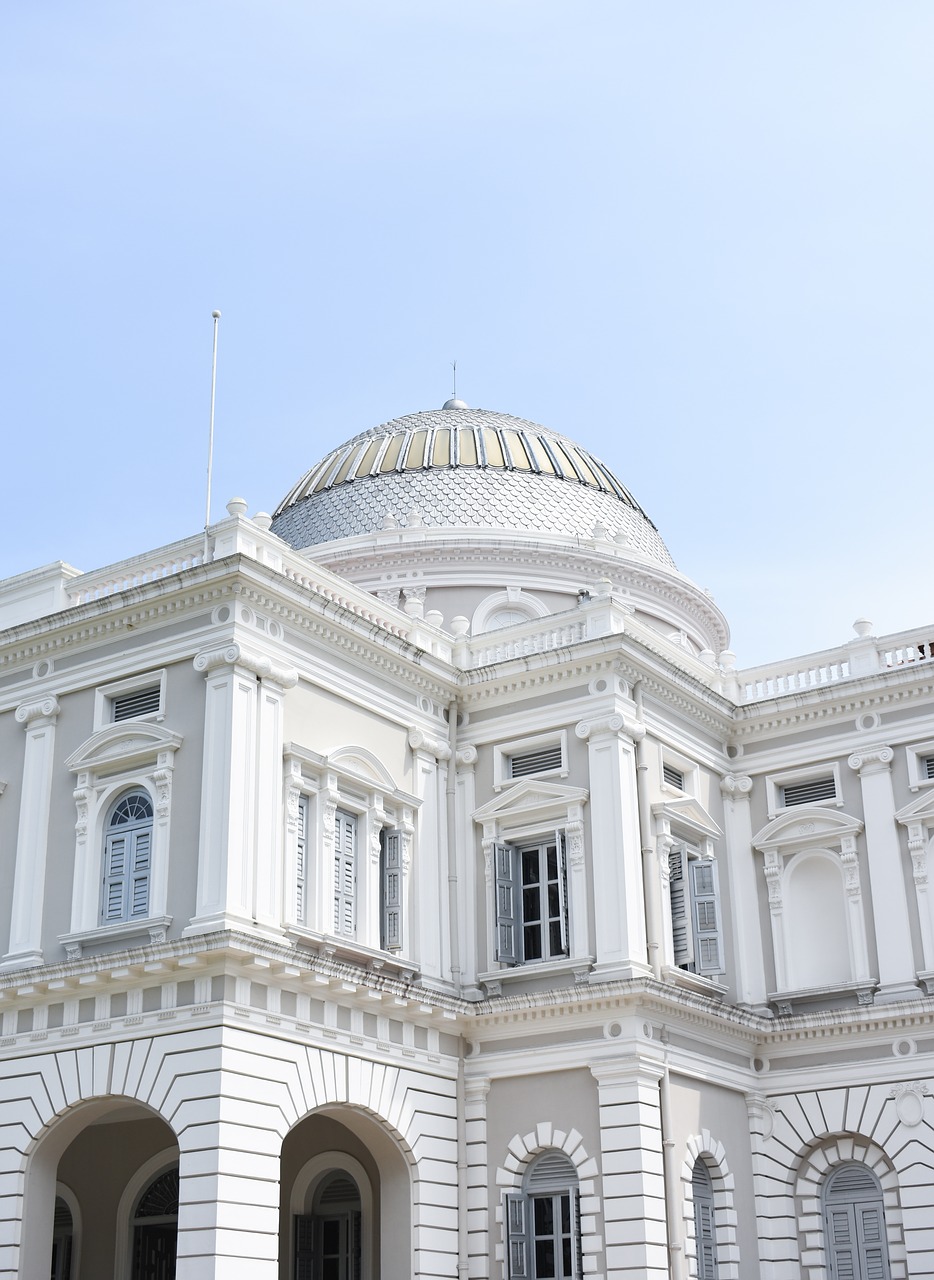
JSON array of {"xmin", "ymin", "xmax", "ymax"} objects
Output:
[{"xmin": 1, "ymin": 401, "xmax": 932, "ymax": 1279}]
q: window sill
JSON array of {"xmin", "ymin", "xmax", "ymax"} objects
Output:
[
  {"xmin": 769, "ymin": 978, "xmax": 878, "ymax": 1014},
  {"xmin": 286, "ymin": 925, "xmax": 420, "ymax": 981},
  {"xmin": 661, "ymin": 965, "xmax": 728, "ymax": 1000},
  {"xmin": 478, "ymin": 955, "xmax": 594, "ymax": 995},
  {"xmin": 59, "ymin": 916, "xmax": 173, "ymax": 959}
]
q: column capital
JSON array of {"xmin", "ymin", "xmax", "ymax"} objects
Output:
[
  {"xmin": 193, "ymin": 643, "xmax": 298, "ymax": 688},
  {"xmin": 15, "ymin": 695, "xmax": 61, "ymax": 727},
  {"xmin": 575, "ymin": 713, "xmax": 644, "ymax": 742},
  {"xmin": 848, "ymin": 745, "xmax": 894, "ymax": 775},
  {"xmin": 590, "ymin": 1058, "xmax": 664, "ymax": 1087},
  {"xmin": 407, "ymin": 727, "xmax": 452, "ymax": 761},
  {"xmin": 720, "ymin": 773, "xmax": 753, "ymax": 797}
]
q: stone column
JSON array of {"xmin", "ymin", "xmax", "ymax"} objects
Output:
[
  {"xmin": 720, "ymin": 774, "xmax": 768, "ymax": 1009},
  {"xmin": 455, "ymin": 745, "xmax": 479, "ymax": 991},
  {"xmin": 591, "ymin": 1060, "xmax": 668, "ymax": 1280},
  {"xmin": 2, "ymin": 696, "xmax": 60, "ymax": 970},
  {"xmin": 187, "ymin": 644, "xmax": 296, "ymax": 936},
  {"xmin": 408, "ymin": 728, "xmax": 451, "ymax": 983},
  {"xmin": 575, "ymin": 715, "xmax": 649, "ymax": 980},
  {"xmin": 848, "ymin": 746, "xmax": 919, "ymax": 1001}
]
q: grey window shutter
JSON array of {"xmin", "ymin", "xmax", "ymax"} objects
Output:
[
  {"xmin": 690, "ymin": 859, "xmax": 723, "ymax": 975},
  {"xmin": 294, "ymin": 1214, "xmax": 316, "ymax": 1280},
  {"xmin": 334, "ymin": 811, "xmax": 357, "ymax": 937},
  {"xmin": 380, "ymin": 828, "xmax": 404, "ymax": 951},
  {"xmin": 129, "ymin": 828, "xmax": 151, "ymax": 918},
  {"xmin": 103, "ymin": 834, "xmax": 128, "ymax": 922},
  {"xmin": 669, "ymin": 846, "xmax": 693, "ymax": 967},
  {"xmin": 505, "ymin": 1192, "xmax": 528, "ymax": 1278},
  {"xmin": 296, "ymin": 796, "xmax": 308, "ymax": 921},
  {"xmin": 495, "ymin": 843, "xmax": 519, "ymax": 964},
  {"xmin": 856, "ymin": 1203, "xmax": 889, "ymax": 1280},
  {"xmin": 692, "ymin": 1159, "xmax": 719, "ymax": 1279},
  {"xmin": 556, "ymin": 831, "xmax": 569, "ymax": 956}
]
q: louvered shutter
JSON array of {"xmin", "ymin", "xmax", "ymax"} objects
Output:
[
  {"xmin": 495, "ymin": 844, "xmax": 519, "ymax": 964},
  {"xmin": 129, "ymin": 827, "xmax": 151, "ymax": 918},
  {"xmin": 827, "ymin": 1205, "xmax": 858, "ymax": 1280},
  {"xmin": 669, "ymin": 847, "xmax": 692, "ymax": 967},
  {"xmin": 692, "ymin": 1159, "xmax": 718, "ymax": 1279},
  {"xmin": 294, "ymin": 1214, "xmax": 316, "ymax": 1280},
  {"xmin": 380, "ymin": 828, "xmax": 404, "ymax": 952},
  {"xmin": 504, "ymin": 1192, "xmax": 528, "ymax": 1278},
  {"xmin": 690, "ymin": 859, "xmax": 723, "ymax": 975},
  {"xmin": 296, "ymin": 796, "xmax": 308, "ymax": 921},
  {"xmin": 855, "ymin": 1203, "xmax": 890, "ymax": 1280},
  {"xmin": 103, "ymin": 833, "xmax": 128, "ymax": 922},
  {"xmin": 556, "ymin": 831, "xmax": 569, "ymax": 956},
  {"xmin": 334, "ymin": 811, "xmax": 357, "ymax": 937}
]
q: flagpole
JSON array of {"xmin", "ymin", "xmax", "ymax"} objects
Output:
[{"xmin": 203, "ymin": 309, "xmax": 221, "ymax": 564}]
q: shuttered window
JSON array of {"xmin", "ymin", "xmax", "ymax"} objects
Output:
[
  {"xmin": 495, "ymin": 837, "xmax": 568, "ymax": 965},
  {"xmin": 822, "ymin": 1163, "xmax": 891, "ymax": 1280},
  {"xmin": 333, "ymin": 810, "xmax": 357, "ymax": 937},
  {"xmin": 781, "ymin": 775, "xmax": 836, "ymax": 807},
  {"xmin": 692, "ymin": 1159, "xmax": 719, "ymax": 1279},
  {"xmin": 111, "ymin": 685, "xmax": 161, "ymax": 721},
  {"xmin": 101, "ymin": 791, "xmax": 154, "ymax": 924},
  {"xmin": 380, "ymin": 828, "xmax": 404, "ymax": 952},
  {"xmin": 509, "ymin": 744, "xmax": 563, "ymax": 779},
  {"xmin": 506, "ymin": 1151, "xmax": 581, "ymax": 1279},
  {"xmin": 669, "ymin": 847, "xmax": 724, "ymax": 977},
  {"xmin": 296, "ymin": 796, "xmax": 308, "ymax": 922}
]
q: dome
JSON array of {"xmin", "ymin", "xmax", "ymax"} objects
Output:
[{"xmin": 271, "ymin": 406, "xmax": 675, "ymax": 569}]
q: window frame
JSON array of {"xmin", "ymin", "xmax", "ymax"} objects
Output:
[
  {"xmin": 905, "ymin": 738, "xmax": 934, "ymax": 792},
  {"xmin": 494, "ymin": 731, "xmax": 569, "ymax": 791},
  {"xmin": 93, "ymin": 669, "xmax": 166, "ymax": 731},
  {"xmin": 495, "ymin": 834, "xmax": 569, "ymax": 966},
  {"xmin": 652, "ymin": 795, "xmax": 726, "ymax": 989},
  {"xmin": 504, "ymin": 1150, "xmax": 582, "ymax": 1280},
  {"xmin": 100, "ymin": 790, "xmax": 155, "ymax": 925},
  {"xmin": 766, "ymin": 762, "xmax": 843, "ymax": 819}
]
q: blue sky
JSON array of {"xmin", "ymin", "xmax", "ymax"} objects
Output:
[{"xmin": 3, "ymin": 2, "xmax": 933, "ymax": 666}]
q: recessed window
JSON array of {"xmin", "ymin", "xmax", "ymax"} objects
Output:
[
  {"xmin": 494, "ymin": 731, "xmax": 568, "ymax": 789},
  {"xmin": 923, "ymin": 756, "xmax": 934, "ymax": 781},
  {"xmin": 505, "ymin": 1150, "xmax": 581, "ymax": 1280},
  {"xmin": 101, "ymin": 790, "xmax": 153, "ymax": 924},
  {"xmin": 663, "ymin": 762, "xmax": 685, "ymax": 790},
  {"xmin": 95, "ymin": 670, "xmax": 166, "ymax": 729},
  {"xmin": 495, "ymin": 837, "xmax": 568, "ymax": 965},
  {"xmin": 781, "ymin": 775, "xmax": 836, "ymax": 807},
  {"xmin": 669, "ymin": 847, "xmax": 723, "ymax": 976}
]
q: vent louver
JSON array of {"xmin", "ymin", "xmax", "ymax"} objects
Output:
[
  {"xmin": 781, "ymin": 775, "xmax": 836, "ymax": 807},
  {"xmin": 509, "ymin": 744, "xmax": 563, "ymax": 778},
  {"xmin": 112, "ymin": 686, "xmax": 161, "ymax": 721}
]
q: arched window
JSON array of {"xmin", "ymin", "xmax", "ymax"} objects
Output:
[
  {"xmin": 822, "ymin": 1163, "xmax": 891, "ymax": 1280},
  {"xmin": 132, "ymin": 1166, "xmax": 178, "ymax": 1280},
  {"xmin": 691, "ymin": 1158, "xmax": 719, "ymax": 1278},
  {"xmin": 505, "ymin": 1150, "xmax": 581, "ymax": 1279},
  {"xmin": 101, "ymin": 791, "xmax": 154, "ymax": 924},
  {"xmin": 295, "ymin": 1170, "xmax": 362, "ymax": 1280}
]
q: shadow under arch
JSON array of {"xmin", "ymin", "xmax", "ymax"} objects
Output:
[
  {"xmin": 21, "ymin": 1095, "xmax": 179, "ymax": 1280},
  {"xmin": 279, "ymin": 1102, "xmax": 415, "ymax": 1280}
]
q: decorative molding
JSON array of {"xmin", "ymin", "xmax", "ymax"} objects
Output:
[
  {"xmin": 407, "ymin": 727, "xmax": 452, "ymax": 761},
  {"xmin": 847, "ymin": 745, "xmax": 894, "ymax": 775},
  {"xmin": 720, "ymin": 773, "xmax": 752, "ymax": 797},
  {"xmin": 889, "ymin": 1080, "xmax": 930, "ymax": 1127},
  {"xmin": 15, "ymin": 695, "xmax": 60, "ymax": 726},
  {"xmin": 193, "ymin": 642, "xmax": 298, "ymax": 688},
  {"xmin": 457, "ymin": 744, "xmax": 478, "ymax": 767},
  {"xmin": 575, "ymin": 713, "xmax": 645, "ymax": 742}
]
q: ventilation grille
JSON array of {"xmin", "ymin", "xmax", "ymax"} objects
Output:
[
  {"xmin": 663, "ymin": 763, "xmax": 685, "ymax": 789},
  {"xmin": 781, "ymin": 775, "xmax": 836, "ymax": 807},
  {"xmin": 525, "ymin": 1151, "xmax": 578, "ymax": 1190},
  {"xmin": 317, "ymin": 1176, "xmax": 360, "ymax": 1206},
  {"xmin": 923, "ymin": 755, "xmax": 934, "ymax": 781},
  {"xmin": 509, "ymin": 744, "xmax": 563, "ymax": 778},
  {"xmin": 826, "ymin": 1163, "xmax": 879, "ymax": 1196},
  {"xmin": 112, "ymin": 685, "xmax": 161, "ymax": 721}
]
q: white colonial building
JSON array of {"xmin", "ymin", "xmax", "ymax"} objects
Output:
[{"xmin": 1, "ymin": 399, "xmax": 933, "ymax": 1280}]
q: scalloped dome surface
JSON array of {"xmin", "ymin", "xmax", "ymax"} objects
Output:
[{"xmin": 271, "ymin": 407, "xmax": 675, "ymax": 568}]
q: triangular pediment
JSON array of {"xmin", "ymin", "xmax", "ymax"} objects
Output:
[
  {"xmin": 895, "ymin": 789, "xmax": 934, "ymax": 827},
  {"xmin": 752, "ymin": 805, "xmax": 863, "ymax": 852},
  {"xmin": 652, "ymin": 795, "xmax": 723, "ymax": 841},
  {"xmin": 66, "ymin": 722, "xmax": 183, "ymax": 774},
  {"xmin": 473, "ymin": 779, "xmax": 589, "ymax": 823}
]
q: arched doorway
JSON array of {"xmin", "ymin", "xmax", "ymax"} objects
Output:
[
  {"xmin": 131, "ymin": 1165, "xmax": 179, "ymax": 1280},
  {"xmin": 295, "ymin": 1170, "xmax": 362, "ymax": 1279}
]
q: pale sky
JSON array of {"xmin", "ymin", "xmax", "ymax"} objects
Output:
[{"xmin": 3, "ymin": 2, "xmax": 933, "ymax": 667}]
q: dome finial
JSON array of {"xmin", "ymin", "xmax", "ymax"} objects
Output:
[{"xmin": 442, "ymin": 358, "xmax": 468, "ymax": 410}]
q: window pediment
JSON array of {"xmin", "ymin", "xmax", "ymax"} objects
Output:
[
  {"xmin": 652, "ymin": 795, "xmax": 722, "ymax": 842},
  {"xmin": 66, "ymin": 722, "xmax": 183, "ymax": 775},
  {"xmin": 895, "ymin": 789, "xmax": 934, "ymax": 828},
  {"xmin": 752, "ymin": 806, "xmax": 863, "ymax": 853},
  {"xmin": 327, "ymin": 745, "xmax": 399, "ymax": 792},
  {"xmin": 473, "ymin": 779, "xmax": 588, "ymax": 828}
]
